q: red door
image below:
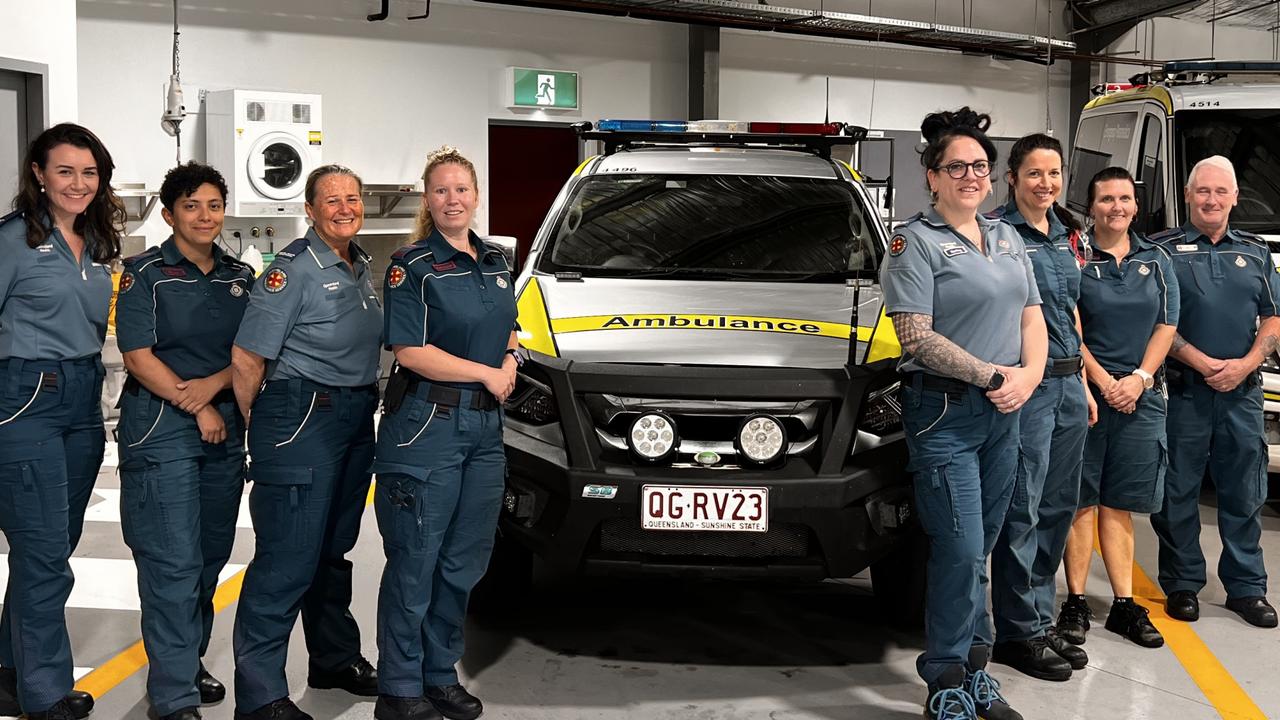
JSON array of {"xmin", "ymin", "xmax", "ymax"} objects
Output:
[{"xmin": 487, "ymin": 123, "xmax": 580, "ymax": 268}]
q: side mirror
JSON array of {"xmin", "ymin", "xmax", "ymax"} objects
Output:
[{"xmin": 485, "ymin": 235, "xmax": 520, "ymax": 275}]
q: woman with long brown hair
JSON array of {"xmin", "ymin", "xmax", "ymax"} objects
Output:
[{"xmin": 0, "ymin": 122, "xmax": 124, "ymax": 720}]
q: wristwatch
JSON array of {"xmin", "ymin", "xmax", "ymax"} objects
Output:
[
  {"xmin": 1131, "ymin": 368, "xmax": 1154, "ymax": 390},
  {"xmin": 985, "ymin": 370, "xmax": 1005, "ymax": 391},
  {"xmin": 505, "ymin": 348, "xmax": 526, "ymax": 368}
]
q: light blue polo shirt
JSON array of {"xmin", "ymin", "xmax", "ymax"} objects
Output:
[{"xmin": 880, "ymin": 208, "xmax": 1042, "ymax": 375}]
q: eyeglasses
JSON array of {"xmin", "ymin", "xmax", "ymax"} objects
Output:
[{"xmin": 934, "ymin": 160, "xmax": 992, "ymax": 179}]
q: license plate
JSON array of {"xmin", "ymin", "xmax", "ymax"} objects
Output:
[{"xmin": 640, "ymin": 485, "xmax": 768, "ymax": 532}]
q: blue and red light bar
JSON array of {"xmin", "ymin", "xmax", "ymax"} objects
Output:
[{"xmin": 594, "ymin": 119, "xmax": 847, "ymax": 135}]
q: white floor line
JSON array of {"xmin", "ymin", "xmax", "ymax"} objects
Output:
[{"xmin": 0, "ymin": 557, "xmax": 246, "ymax": 612}]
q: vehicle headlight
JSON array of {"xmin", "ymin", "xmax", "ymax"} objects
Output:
[
  {"xmin": 505, "ymin": 374, "xmax": 558, "ymax": 425},
  {"xmin": 628, "ymin": 412, "xmax": 678, "ymax": 462},
  {"xmin": 860, "ymin": 381, "xmax": 903, "ymax": 435},
  {"xmin": 736, "ymin": 414, "xmax": 786, "ymax": 465}
]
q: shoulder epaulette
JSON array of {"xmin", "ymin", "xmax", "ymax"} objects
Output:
[
  {"xmin": 122, "ymin": 246, "xmax": 163, "ymax": 267},
  {"xmin": 391, "ymin": 239, "xmax": 432, "ymax": 262},
  {"xmin": 892, "ymin": 213, "xmax": 924, "ymax": 234},
  {"xmin": 982, "ymin": 206, "xmax": 1007, "ymax": 221},
  {"xmin": 0, "ymin": 209, "xmax": 23, "ymax": 228},
  {"xmin": 221, "ymin": 254, "xmax": 253, "ymax": 272},
  {"xmin": 1148, "ymin": 227, "xmax": 1184, "ymax": 244},
  {"xmin": 273, "ymin": 237, "xmax": 310, "ymax": 262}
]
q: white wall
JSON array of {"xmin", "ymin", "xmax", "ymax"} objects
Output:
[
  {"xmin": 4, "ymin": 0, "xmax": 78, "ymax": 122},
  {"xmin": 1106, "ymin": 17, "xmax": 1280, "ymax": 82},
  {"xmin": 76, "ymin": 0, "xmax": 1071, "ymax": 244}
]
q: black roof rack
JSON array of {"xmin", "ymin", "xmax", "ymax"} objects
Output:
[{"xmin": 572, "ymin": 122, "xmax": 868, "ymax": 159}]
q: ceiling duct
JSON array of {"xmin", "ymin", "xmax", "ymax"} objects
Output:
[
  {"xmin": 475, "ymin": 0, "xmax": 1076, "ymax": 64},
  {"xmin": 1173, "ymin": 0, "xmax": 1280, "ymax": 29}
]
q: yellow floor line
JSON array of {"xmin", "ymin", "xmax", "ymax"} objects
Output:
[{"xmin": 74, "ymin": 481, "xmax": 378, "ymax": 699}]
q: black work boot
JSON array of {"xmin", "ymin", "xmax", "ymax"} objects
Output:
[
  {"xmin": 234, "ymin": 697, "xmax": 314, "ymax": 720},
  {"xmin": 923, "ymin": 666, "xmax": 976, "ymax": 720},
  {"xmin": 1104, "ymin": 598, "xmax": 1164, "ymax": 648},
  {"xmin": 375, "ymin": 695, "xmax": 444, "ymax": 720},
  {"xmin": 991, "ymin": 636, "xmax": 1072, "ymax": 681},
  {"xmin": 1044, "ymin": 627, "xmax": 1088, "ymax": 670},
  {"xmin": 1165, "ymin": 590, "xmax": 1199, "ymax": 622},
  {"xmin": 966, "ymin": 647, "xmax": 1022, "ymax": 720},
  {"xmin": 196, "ymin": 663, "xmax": 226, "ymax": 704},
  {"xmin": 26, "ymin": 698, "xmax": 78, "ymax": 720},
  {"xmin": 1055, "ymin": 593, "xmax": 1093, "ymax": 644},
  {"xmin": 0, "ymin": 667, "xmax": 93, "ymax": 718},
  {"xmin": 307, "ymin": 657, "xmax": 378, "ymax": 697},
  {"xmin": 424, "ymin": 684, "xmax": 483, "ymax": 720}
]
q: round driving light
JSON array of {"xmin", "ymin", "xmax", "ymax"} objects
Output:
[
  {"xmin": 628, "ymin": 412, "xmax": 678, "ymax": 462},
  {"xmin": 736, "ymin": 414, "xmax": 786, "ymax": 465}
]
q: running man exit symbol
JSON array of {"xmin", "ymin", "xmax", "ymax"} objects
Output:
[{"xmin": 536, "ymin": 74, "xmax": 555, "ymax": 105}]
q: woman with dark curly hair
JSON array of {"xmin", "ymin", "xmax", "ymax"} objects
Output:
[
  {"xmin": 0, "ymin": 122, "xmax": 125, "ymax": 720},
  {"xmin": 879, "ymin": 108, "xmax": 1046, "ymax": 720}
]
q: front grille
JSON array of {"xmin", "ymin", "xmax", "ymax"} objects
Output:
[{"xmin": 598, "ymin": 518, "xmax": 809, "ymax": 558}]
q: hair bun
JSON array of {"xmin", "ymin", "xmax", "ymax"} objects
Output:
[
  {"xmin": 427, "ymin": 145, "xmax": 465, "ymax": 164},
  {"xmin": 920, "ymin": 106, "xmax": 992, "ymax": 143}
]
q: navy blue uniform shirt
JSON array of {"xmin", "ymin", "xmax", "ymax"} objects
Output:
[
  {"xmin": 234, "ymin": 229, "xmax": 383, "ymax": 387},
  {"xmin": 1078, "ymin": 232, "xmax": 1179, "ymax": 375},
  {"xmin": 989, "ymin": 202, "xmax": 1082, "ymax": 360},
  {"xmin": 0, "ymin": 210, "xmax": 113, "ymax": 360},
  {"xmin": 116, "ymin": 237, "xmax": 255, "ymax": 379},
  {"xmin": 1154, "ymin": 223, "xmax": 1280, "ymax": 361},
  {"xmin": 880, "ymin": 208, "xmax": 1042, "ymax": 374},
  {"xmin": 383, "ymin": 228, "xmax": 517, "ymax": 390}
]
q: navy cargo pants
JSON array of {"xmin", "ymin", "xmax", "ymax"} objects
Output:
[
  {"xmin": 901, "ymin": 374, "xmax": 1019, "ymax": 687},
  {"xmin": 0, "ymin": 357, "xmax": 105, "ymax": 712},
  {"xmin": 117, "ymin": 385, "xmax": 245, "ymax": 717},
  {"xmin": 373, "ymin": 383, "xmax": 505, "ymax": 696},
  {"xmin": 232, "ymin": 379, "xmax": 377, "ymax": 713},
  {"xmin": 1152, "ymin": 375, "xmax": 1268, "ymax": 599},
  {"xmin": 991, "ymin": 373, "xmax": 1087, "ymax": 641}
]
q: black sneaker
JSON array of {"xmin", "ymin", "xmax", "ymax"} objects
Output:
[
  {"xmin": 991, "ymin": 636, "xmax": 1072, "ymax": 681},
  {"xmin": 1044, "ymin": 627, "xmax": 1088, "ymax": 670},
  {"xmin": 424, "ymin": 684, "xmax": 483, "ymax": 720},
  {"xmin": 1104, "ymin": 599, "xmax": 1164, "ymax": 648},
  {"xmin": 965, "ymin": 668, "xmax": 1022, "ymax": 720},
  {"xmin": 1055, "ymin": 594, "xmax": 1092, "ymax": 645},
  {"xmin": 234, "ymin": 697, "xmax": 314, "ymax": 720},
  {"xmin": 375, "ymin": 695, "xmax": 444, "ymax": 720}
]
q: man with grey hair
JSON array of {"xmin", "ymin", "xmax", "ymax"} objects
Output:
[{"xmin": 1150, "ymin": 154, "xmax": 1280, "ymax": 629}]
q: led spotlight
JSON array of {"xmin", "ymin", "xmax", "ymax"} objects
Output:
[
  {"xmin": 628, "ymin": 412, "xmax": 678, "ymax": 463},
  {"xmin": 736, "ymin": 414, "xmax": 786, "ymax": 465}
]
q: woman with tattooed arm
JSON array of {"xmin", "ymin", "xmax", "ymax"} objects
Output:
[{"xmin": 878, "ymin": 108, "xmax": 1047, "ymax": 720}]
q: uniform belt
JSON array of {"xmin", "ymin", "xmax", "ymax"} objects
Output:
[
  {"xmin": 266, "ymin": 378, "xmax": 379, "ymax": 395},
  {"xmin": 1166, "ymin": 365, "xmax": 1258, "ymax": 389},
  {"xmin": 911, "ymin": 372, "xmax": 971, "ymax": 395},
  {"xmin": 123, "ymin": 374, "xmax": 235, "ymax": 405},
  {"xmin": 403, "ymin": 372, "xmax": 499, "ymax": 411},
  {"xmin": 1047, "ymin": 356, "xmax": 1083, "ymax": 377}
]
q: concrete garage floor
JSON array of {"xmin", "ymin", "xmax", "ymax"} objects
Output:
[{"xmin": 2, "ymin": 453, "xmax": 1278, "ymax": 720}]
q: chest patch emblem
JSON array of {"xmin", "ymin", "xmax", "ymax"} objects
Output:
[
  {"xmin": 940, "ymin": 241, "xmax": 968, "ymax": 258},
  {"xmin": 433, "ymin": 261, "xmax": 458, "ymax": 272},
  {"xmin": 118, "ymin": 272, "xmax": 134, "ymax": 294},
  {"xmin": 889, "ymin": 235, "xmax": 907, "ymax": 256},
  {"xmin": 997, "ymin": 239, "xmax": 1011, "ymax": 250},
  {"xmin": 1236, "ymin": 255, "xmax": 1248, "ymax": 268},
  {"xmin": 1137, "ymin": 264, "xmax": 1150, "ymax": 276},
  {"xmin": 496, "ymin": 276, "xmax": 508, "ymax": 288},
  {"xmin": 230, "ymin": 283, "xmax": 245, "ymax": 297},
  {"xmin": 264, "ymin": 268, "xmax": 288, "ymax": 293},
  {"xmin": 388, "ymin": 265, "xmax": 407, "ymax": 289},
  {"xmin": 1176, "ymin": 244, "xmax": 1197, "ymax": 252},
  {"xmin": 161, "ymin": 267, "xmax": 186, "ymax": 277}
]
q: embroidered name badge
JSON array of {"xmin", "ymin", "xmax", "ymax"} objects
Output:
[
  {"xmin": 161, "ymin": 267, "xmax": 186, "ymax": 277},
  {"xmin": 264, "ymin": 268, "xmax": 288, "ymax": 293},
  {"xmin": 388, "ymin": 265, "xmax": 407, "ymax": 289},
  {"xmin": 940, "ymin": 241, "xmax": 968, "ymax": 258},
  {"xmin": 889, "ymin": 235, "xmax": 907, "ymax": 256},
  {"xmin": 432, "ymin": 261, "xmax": 458, "ymax": 272},
  {"xmin": 1175, "ymin": 244, "xmax": 1197, "ymax": 252},
  {"xmin": 1236, "ymin": 256, "xmax": 1248, "ymax": 268},
  {"xmin": 119, "ymin": 272, "xmax": 134, "ymax": 293}
]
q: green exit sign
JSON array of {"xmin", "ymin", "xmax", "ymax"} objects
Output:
[{"xmin": 510, "ymin": 68, "xmax": 579, "ymax": 110}]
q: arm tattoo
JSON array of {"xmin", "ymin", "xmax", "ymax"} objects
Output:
[
  {"xmin": 891, "ymin": 313, "xmax": 996, "ymax": 387},
  {"xmin": 1172, "ymin": 334, "xmax": 1189, "ymax": 352},
  {"xmin": 1259, "ymin": 332, "xmax": 1279, "ymax": 356}
]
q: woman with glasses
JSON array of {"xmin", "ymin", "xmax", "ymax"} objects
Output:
[{"xmin": 880, "ymin": 107, "xmax": 1047, "ymax": 720}]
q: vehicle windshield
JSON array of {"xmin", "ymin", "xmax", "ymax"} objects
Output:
[
  {"xmin": 1177, "ymin": 109, "xmax": 1280, "ymax": 234},
  {"xmin": 537, "ymin": 174, "xmax": 880, "ymax": 280}
]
